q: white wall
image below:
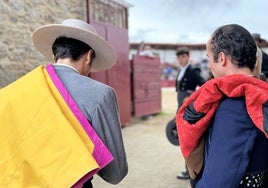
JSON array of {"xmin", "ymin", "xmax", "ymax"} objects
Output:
[{"xmin": 130, "ymin": 48, "xmax": 207, "ymax": 66}]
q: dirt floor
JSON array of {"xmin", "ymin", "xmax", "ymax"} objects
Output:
[{"xmin": 92, "ymin": 88, "xmax": 191, "ymax": 188}]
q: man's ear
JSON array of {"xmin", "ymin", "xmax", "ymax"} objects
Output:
[
  {"xmin": 218, "ymin": 52, "xmax": 227, "ymax": 66},
  {"xmin": 86, "ymin": 50, "xmax": 94, "ymax": 65}
]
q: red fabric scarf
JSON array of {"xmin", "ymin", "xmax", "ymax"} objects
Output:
[{"xmin": 176, "ymin": 74, "xmax": 268, "ymax": 158}]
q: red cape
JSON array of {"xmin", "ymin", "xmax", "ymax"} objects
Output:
[{"xmin": 176, "ymin": 74, "xmax": 268, "ymax": 158}]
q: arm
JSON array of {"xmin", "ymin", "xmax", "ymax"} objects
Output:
[
  {"xmin": 92, "ymin": 87, "xmax": 128, "ymax": 184},
  {"xmin": 196, "ymin": 98, "xmax": 257, "ymax": 188}
]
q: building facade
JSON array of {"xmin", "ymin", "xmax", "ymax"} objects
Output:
[{"xmin": 0, "ymin": 0, "xmax": 88, "ymax": 88}]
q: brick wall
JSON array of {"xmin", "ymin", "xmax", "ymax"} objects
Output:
[{"xmin": 0, "ymin": 0, "xmax": 87, "ymax": 88}]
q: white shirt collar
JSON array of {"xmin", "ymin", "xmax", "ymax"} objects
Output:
[
  {"xmin": 177, "ymin": 63, "xmax": 190, "ymax": 81},
  {"xmin": 180, "ymin": 63, "xmax": 190, "ymax": 71}
]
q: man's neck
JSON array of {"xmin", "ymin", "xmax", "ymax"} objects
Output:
[
  {"xmin": 56, "ymin": 59, "xmax": 80, "ymax": 73},
  {"xmin": 225, "ymin": 67, "xmax": 253, "ymax": 76},
  {"xmin": 56, "ymin": 58, "xmax": 83, "ymax": 74}
]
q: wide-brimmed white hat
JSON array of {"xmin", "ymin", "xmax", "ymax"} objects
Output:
[{"xmin": 32, "ymin": 19, "xmax": 116, "ymax": 72}]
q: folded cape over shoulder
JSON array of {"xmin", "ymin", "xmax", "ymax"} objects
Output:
[
  {"xmin": 0, "ymin": 64, "xmax": 113, "ymax": 187},
  {"xmin": 176, "ymin": 74, "xmax": 268, "ymax": 179},
  {"xmin": 177, "ymin": 74, "xmax": 268, "ymax": 157}
]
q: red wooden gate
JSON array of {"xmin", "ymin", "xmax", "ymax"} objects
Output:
[
  {"xmin": 87, "ymin": 0, "xmax": 132, "ymax": 126},
  {"xmin": 90, "ymin": 20, "xmax": 131, "ymax": 126},
  {"xmin": 131, "ymin": 55, "xmax": 162, "ymax": 117},
  {"xmin": 87, "ymin": 0, "xmax": 161, "ymax": 124}
]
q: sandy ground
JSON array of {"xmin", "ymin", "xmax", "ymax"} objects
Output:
[{"xmin": 92, "ymin": 88, "xmax": 191, "ymax": 188}]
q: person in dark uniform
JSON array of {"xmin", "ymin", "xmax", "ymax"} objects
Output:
[
  {"xmin": 175, "ymin": 47, "xmax": 206, "ymax": 108},
  {"xmin": 252, "ymin": 33, "xmax": 268, "ymax": 80},
  {"xmin": 175, "ymin": 47, "xmax": 206, "ymax": 180}
]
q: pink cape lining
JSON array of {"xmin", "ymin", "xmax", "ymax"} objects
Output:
[{"xmin": 46, "ymin": 64, "xmax": 113, "ymax": 187}]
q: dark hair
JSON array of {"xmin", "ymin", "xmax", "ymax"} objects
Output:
[
  {"xmin": 209, "ymin": 24, "xmax": 256, "ymax": 71},
  {"xmin": 52, "ymin": 36, "xmax": 95, "ymax": 62},
  {"xmin": 176, "ymin": 47, "xmax": 189, "ymax": 56}
]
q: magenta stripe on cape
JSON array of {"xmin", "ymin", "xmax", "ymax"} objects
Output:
[{"xmin": 46, "ymin": 64, "xmax": 113, "ymax": 187}]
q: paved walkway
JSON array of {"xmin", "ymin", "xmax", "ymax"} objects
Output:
[{"xmin": 92, "ymin": 88, "xmax": 191, "ymax": 188}]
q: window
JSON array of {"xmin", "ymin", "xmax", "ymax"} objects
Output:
[{"xmin": 89, "ymin": 0, "xmax": 128, "ymax": 28}]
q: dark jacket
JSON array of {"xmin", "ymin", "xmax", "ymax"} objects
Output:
[
  {"xmin": 196, "ymin": 98, "xmax": 268, "ymax": 188},
  {"xmin": 261, "ymin": 50, "xmax": 268, "ymax": 78},
  {"xmin": 176, "ymin": 65, "xmax": 206, "ymax": 92},
  {"xmin": 176, "ymin": 74, "xmax": 268, "ymax": 188}
]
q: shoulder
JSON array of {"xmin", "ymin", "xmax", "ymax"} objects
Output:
[
  {"xmin": 56, "ymin": 68, "xmax": 116, "ymax": 101},
  {"xmin": 215, "ymin": 97, "xmax": 247, "ymax": 120},
  {"xmin": 262, "ymin": 50, "xmax": 268, "ymax": 59},
  {"xmin": 209, "ymin": 97, "xmax": 256, "ymax": 149},
  {"xmin": 187, "ymin": 65, "xmax": 201, "ymax": 73},
  {"xmin": 70, "ymin": 73, "xmax": 114, "ymax": 92},
  {"xmin": 212, "ymin": 97, "xmax": 255, "ymax": 136},
  {"xmin": 82, "ymin": 77, "xmax": 116, "ymax": 100},
  {"xmin": 217, "ymin": 97, "xmax": 246, "ymax": 112}
]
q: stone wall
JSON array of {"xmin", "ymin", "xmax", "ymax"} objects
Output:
[{"xmin": 0, "ymin": 0, "xmax": 87, "ymax": 88}]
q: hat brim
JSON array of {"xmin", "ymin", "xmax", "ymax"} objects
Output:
[{"xmin": 32, "ymin": 24, "xmax": 116, "ymax": 72}]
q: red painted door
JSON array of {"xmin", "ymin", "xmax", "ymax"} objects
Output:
[
  {"xmin": 131, "ymin": 55, "xmax": 162, "ymax": 117},
  {"xmin": 90, "ymin": 20, "xmax": 131, "ymax": 126}
]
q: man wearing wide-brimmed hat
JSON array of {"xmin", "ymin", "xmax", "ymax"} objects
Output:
[
  {"xmin": 0, "ymin": 19, "xmax": 128, "ymax": 187},
  {"xmin": 33, "ymin": 18, "xmax": 128, "ymax": 187},
  {"xmin": 252, "ymin": 33, "xmax": 268, "ymax": 79}
]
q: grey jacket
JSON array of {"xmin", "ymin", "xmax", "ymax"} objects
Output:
[{"xmin": 53, "ymin": 64, "xmax": 128, "ymax": 184}]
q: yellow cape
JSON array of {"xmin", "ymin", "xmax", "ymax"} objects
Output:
[{"xmin": 0, "ymin": 65, "xmax": 112, "ymax": 187}]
